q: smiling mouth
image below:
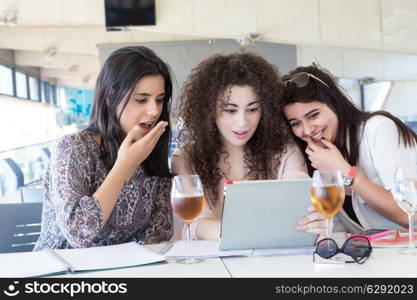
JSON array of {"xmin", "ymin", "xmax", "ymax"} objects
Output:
[
  {"xmin": 232, "ymin": 130, "xmax": 249, "ymax": 139},
  {"xmin": 309, "ymin": 130, "xmax": 324, "ymax": 141}
]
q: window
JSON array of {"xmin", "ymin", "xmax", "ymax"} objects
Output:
[
  {"xmin": 29, "ymin": 77, "xmax": 40, "ymax": 101},
  {"xmin": 58, "ymin": 86, "xmax": 66, "ymax": 108},
  {"xmin": 44, "ymin": 82, "xmax": 51, "ymax": 104},
  {"xmin": 0, "ymin": 64, "xmax": 14, "ymax": 96},
  {"xmin": 40, "ymin": 81, "xmax": 46, "ymax": 103},
  {"xmin": 50, "ymin": 84, "xmax": 57, "ymax": 105},
  {"xmin": 15, "ymin": 71, "xmax": 28, "ymax": 99}
]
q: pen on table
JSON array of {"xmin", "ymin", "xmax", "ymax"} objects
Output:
[
  {"xmin": 159, "ymin": 242, "xmax": 173, "ymax": 255},
  {"xmin": 47, "ymin": 249, "xmax": 75, "ymax": 274}
]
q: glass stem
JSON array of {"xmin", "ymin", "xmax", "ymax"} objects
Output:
[
  {"xmin": 326, "ymin": 218, "xmax": 331, "ymax": 239},
  {"xmin": 186, "ymin": 223, "xmax": 191, "ymax": 260},
  {"xmin": 408, "ymin": 214, "xmax": 415, "ymax": 249}
]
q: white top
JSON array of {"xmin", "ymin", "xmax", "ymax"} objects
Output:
[{"xmin": 334, "ymin": 115, "xmax": 417, "ymax": 231}]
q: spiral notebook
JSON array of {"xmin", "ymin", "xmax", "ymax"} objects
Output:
[{"xmin": 0, "ymin": 242, "xmax": 165, "ymax": 278}]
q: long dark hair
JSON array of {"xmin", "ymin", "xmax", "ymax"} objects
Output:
[
  {"xmin": 179, "ymin": 52, "xmax": 289, "ymax": 206},
  {"xmin": 282, "ymin": 63, "xmax": 417, "ymax": 176},
  {"xmin": 86, "ymin": 46, "xmax": 173, "ymax": 177}
]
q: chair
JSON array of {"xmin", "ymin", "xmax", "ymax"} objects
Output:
[
  {"xmin": 0, "ymin": 202, "xmax": 43, "ymax": 253},
  {"xmin": 20, "ymin": 186, "xmax": 44, "ymax": 203},
  {"xmin": 0, "ymin": 158, "xmax": 25, "ymax": 197}
]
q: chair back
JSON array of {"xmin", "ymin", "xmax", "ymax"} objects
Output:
[
  {"xmin": 20, "ymin": 185, "xmax": 44, "ymax": 203},
  {"xmin": 0, "ymin": 202, "xmax": 43, "ymax": 253}
]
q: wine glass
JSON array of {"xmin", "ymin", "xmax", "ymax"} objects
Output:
[
  {"xmin": 392, "ymin": 166, "xmax": 417, "ymax": 255},
  {"xmin": 171, "ymin": 175, "xmax": 205, "ymax": 264},
  {"xmin": 310, "ymin": 170, "xmax": 345, "ymax": 241}
]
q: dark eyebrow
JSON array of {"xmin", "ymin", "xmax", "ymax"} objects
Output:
[
  {"xmin": 304, "ymin": 108, "xmax": 320, "ymax": 117},
  {"xmin": 246, "ymin": 101, "xmax": 260, "ymax": 107},
  {"xmin": 222, "ymin": 103, "xmax": 238, "ymax": 108},
  {"xmin": 287, "ymin": 108, "xmax": 320, "ymax": 123},
  {"xmin": 222, "ymin": 100, "xmax": 259, "ymax": 108},
  {"xmin": 132, "ymin": 92, "xmax": 165, "ymax": 97}
]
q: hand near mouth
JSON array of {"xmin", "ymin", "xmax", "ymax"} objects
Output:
[
  {"xmin": 305, "ymin": 136, "xmax": 351, "ymax": 173},
  {"xmin": 307, "ymin": 135, "xmax": 327, "ymax": 149},
  {"xmin": 116, "ymin": 121, "xmax": 168, "ymax": 181}
]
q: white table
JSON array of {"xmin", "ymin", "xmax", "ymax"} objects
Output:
[
  {"xmin": 56, "ymin": 245, "xmax": 417, "ymax": 278},
  {"xmin": 221, "ymin": 248, "xmax": 417, "ymax": 277},
  {"xmin": 6, "ymin": 243, "xmax": 417, "ymax": 278}
]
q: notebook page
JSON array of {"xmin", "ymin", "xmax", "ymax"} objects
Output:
[
  {"xmin": 0, "ymin": 251, "xmax": 67, "ymax": 277},
  {"xmin": 53, "ymin": 242, "xmax": 165, "ymax": 272}
]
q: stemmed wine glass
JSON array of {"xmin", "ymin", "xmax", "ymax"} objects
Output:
[
  {"xmin": 392, "ymin": 166, "xmax": 417, "ymax": 255},
  {"xmin": 310, "ymin": 170, "xmax": 345, "ymax": 241},
  {"xmin": 171, "ymin": 175, "xmax": 205, "ymax": 264}
]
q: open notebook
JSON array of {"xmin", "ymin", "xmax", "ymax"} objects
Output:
[{"xmin": 0, "ymin": 242, "xmax": 165, "ymax": 278}]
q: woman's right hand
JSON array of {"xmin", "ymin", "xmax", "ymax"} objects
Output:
[{"xmin": 116, "ymin": 121, "xmax": 168, "ymax": 178}]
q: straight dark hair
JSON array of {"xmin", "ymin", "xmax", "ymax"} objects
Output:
[
  {"xmin": 282, "ymin": 63, "xmax": 417, "ymax": 176},
  {"xmin": 86, "ymin": 46, "xmax": 173, "ymax": 177}
]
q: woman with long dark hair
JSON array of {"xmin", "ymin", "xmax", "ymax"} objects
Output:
[
  {"xmin": 282, "ymin": 63, "xmax": 417, "ymax": 233},
  {"xmin": 172, "ymin": 52, "xmax": 308, "ymax": 240},
  {"xmin": 35, "ymin": 46, "xmax": 174, "ymax": 250}
]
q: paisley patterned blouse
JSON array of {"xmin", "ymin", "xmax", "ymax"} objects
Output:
[{"xmin": 34, "ymin": 131, "xmax": 173, "ymax": 251}]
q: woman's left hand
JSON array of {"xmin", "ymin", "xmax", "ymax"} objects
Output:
[
  {"xmin": 297, "ymin": 205, "xmax": 333, "ymax": 242},
  {"xmin": 305, "ymin": 137, "xmax": 351, "ymax": 173}
]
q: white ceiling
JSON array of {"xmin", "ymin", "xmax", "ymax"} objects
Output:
[{"xmin": 1, "ymin": 0, "xmax": 417, "ymax": 87}]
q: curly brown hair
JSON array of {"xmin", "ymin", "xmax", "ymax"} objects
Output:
[{"xmin": 178, "ymin": 52, "xmax": 290, "ymax": 206}]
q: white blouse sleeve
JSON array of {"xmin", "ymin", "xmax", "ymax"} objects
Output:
[{"xmin": 364, "ymin": 116, "xmax": 417, "ymax": 190}]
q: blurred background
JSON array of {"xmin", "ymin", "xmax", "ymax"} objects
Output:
[{"xmin": 1, "ymin": 0, "xmax": 417, "ymax": 202}]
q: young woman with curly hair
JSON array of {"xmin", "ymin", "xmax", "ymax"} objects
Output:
[{"xmin": 171, "ymin": 52, "xmax": 310, "ymax": 240}]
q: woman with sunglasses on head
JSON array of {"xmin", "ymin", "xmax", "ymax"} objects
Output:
[
  {"xmin": 171, "ymin": 52, "xmax": 308, "ymax": 240},
  {"xmin": 34, "ymin": 46, "xmax": 174, "ymax": 250},
  {"xmin": 282, "ymin": 63, "xmax": 417, "ymax": 234}
]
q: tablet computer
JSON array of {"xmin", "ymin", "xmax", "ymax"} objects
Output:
[{"xmin": 219, "ymin": 178, "xmax": 317, "ymax": 250}]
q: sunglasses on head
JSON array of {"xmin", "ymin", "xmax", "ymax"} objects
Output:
[
  {"xmin": 285, "ymin": 72, "xmax": 329, "ymax": 89},
  {"xmin": 313, "ymin": 236, "xmax": 372, "ymax": 264}
]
